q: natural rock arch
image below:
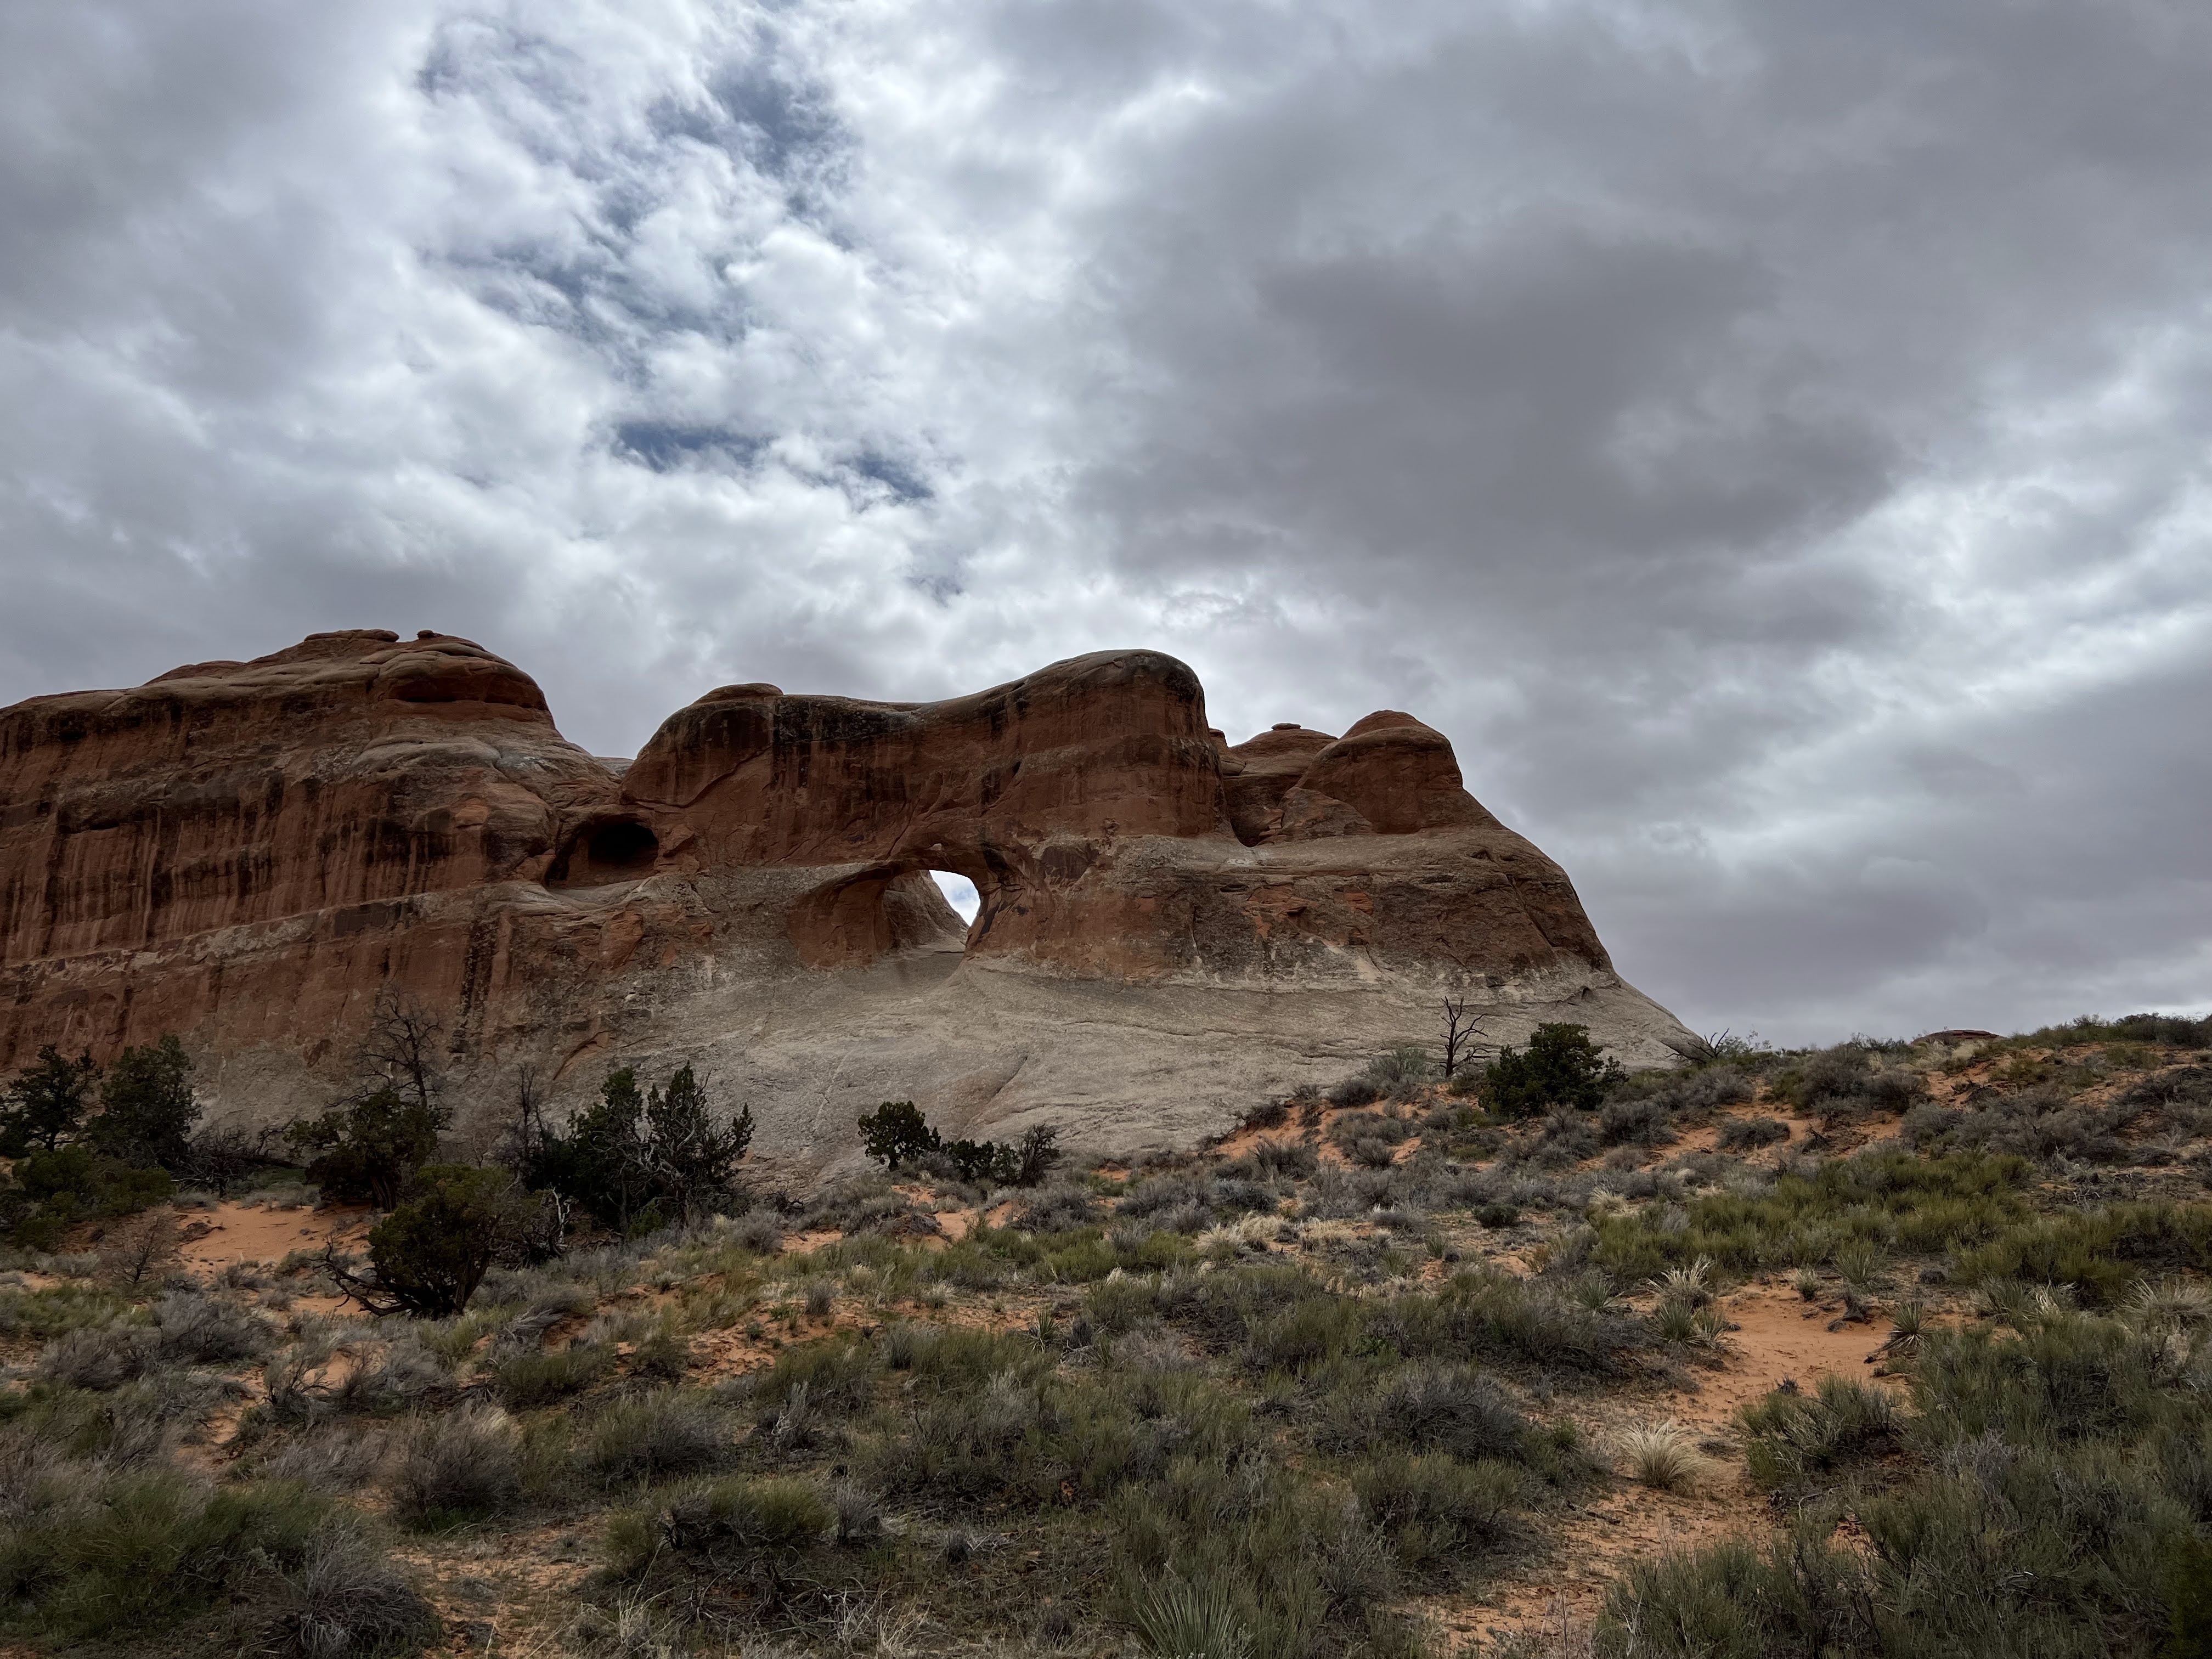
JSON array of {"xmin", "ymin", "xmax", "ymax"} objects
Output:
[{"xmin": 0, "ymin": 631, "xmax": 1695, "ymax": 1163}]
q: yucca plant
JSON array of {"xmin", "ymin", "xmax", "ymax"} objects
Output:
[
  {"xmin": 1570, "ymin": 1273, "xmax": 1618, "ymax": 1313},
  {"xmin": 1126, "ymin": 1572, "xmax": 1252, "ymax": 1659},
  {"xmin": 1833, "ymin": 1240, "xmax": 1884, "ymax": 1291}
]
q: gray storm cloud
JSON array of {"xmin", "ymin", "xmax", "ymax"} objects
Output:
[{"xmin": 2, "ymin": 0, "xmax": 2208, "ymax": 1043}]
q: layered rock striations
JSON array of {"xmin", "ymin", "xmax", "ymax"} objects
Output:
[{"xmin": 0, "ymin": 630, "xmax": 1692, "ymax": 1166}]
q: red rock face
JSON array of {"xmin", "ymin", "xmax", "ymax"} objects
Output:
[{"xmin": 0, "ymin": 631, "xmax": 1687, "ymax": 1157}]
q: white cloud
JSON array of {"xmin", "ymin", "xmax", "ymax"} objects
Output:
[{"xmin": 4, "ymin": 0, "xmax": 2211, "ymax": 1043}]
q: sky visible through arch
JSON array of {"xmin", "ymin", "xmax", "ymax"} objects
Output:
[
  {"xmin": 932, "ymin": 873, "xmax": 980, "ymax": 928},
  {"xmin": 3, "ymin": 1, "xmax": 2210, "ymax": 1045}
]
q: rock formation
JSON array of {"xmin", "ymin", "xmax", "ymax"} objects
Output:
[{"xmin": 0, "ymin": 629, "xmax": 1692, "ymax": 1170}]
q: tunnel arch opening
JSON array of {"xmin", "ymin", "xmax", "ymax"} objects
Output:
[{"xmin": 786, "ymin": 860, "xmax": 987, "ymax": 968}]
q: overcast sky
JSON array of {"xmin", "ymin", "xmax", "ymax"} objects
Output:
[{"xmin": 4, "ymin": 0, "xmax": 2209, "ymax": 1045}]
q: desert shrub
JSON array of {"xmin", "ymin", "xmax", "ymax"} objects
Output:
[
  {"xmin": 1616, "ymin": 1420, "xmax": 1708, "ymax": 1491},
  {"xmin": 335, "ymin": 1336, "xmax": 454, "ymax": 1416},
  {"xmin": 1369, "ymin": 1266, "xmax": 1647, "ymax": 1376},
  {"xmin": 1243, "ymin": 1294, "xmax": 1365, "ymax": 1376},
  {"xmin": 752, "ymin": 1338, "xmax": 877, "ymax": 1417},
  {"xmin": 799, "ymin": 1177, "xmax": 934, "ymax": 1238},
  {"xmin": 0, "ymin": 1454, "xmax": 425, "ymax": 1648},
  {"xmin": 152, "ymin": 1290, "xmax": 276, "ymax": 1364},
  {"xmin": 1768, "ymin": 1045, "xmax": 1926, "ymax": 1125},
  {"xmin": 1534, "ymin": 1110, "xmax": 1601, "ymax": 1164},
  {"xmin": 1589, "ymin": 1150, "xmax": 2030, "ymax": 1281},
  {"xmin": 254, "ymin": 1424, "xmax": 388, "ymax": 1489},
  {"xmin": 34, "ymin": 1319, "xmax": 156, "ymax": 1391},
  {"xmin": 1120, "ymin": 1173, "xmax": 1270, "ymax": 1226},
  {"xmin": 1356, "ymin": 1046, "xmax": 1434, "ymax": 1103},
  {"xmin": 1319, "ymin": 1363, "xmax": 1528, "ymax": 1463},
  {"xmin": 1229, "ymin": 1140, "xmax": 1319, "ymax": 1182},
  {"xmin": 831, "ymin": 1480, "xmax": 884, "ymax": 1544},
  {"xmin": 2015, "ymin": 1013, "xmax": 2212, "ymax": 1051},
  {"xmin": 730, "ymin": 1209, "xmax": 784, "ymax": 1254},
  {"xmin": 582, "ymin": 1393, "xmax": 730, "ymax": 1486},
  {"xmin": 1954, "ymin": 1203, "xmax": 2212, "ymax": 1308},
  {"xmin": 861, "ymin": 1369, "xmax": 1057, "ymax": 1505},
  {"xmin": 494, "ymin": 1343, "xmax": 612, "ymax": 1408},
  {"xmin": 263, "ymin": 1520, "xmax": 441, "ymax": 1657},
  {"xmin": 1482, "ymin": 1024, "xmax": 1624, "ymax": 1119},
  {"xmin": 1741, "ymin": 1375, "xmax": 1899, "ymax": 1493},
  {"xmin": 1716, "ymin": 1116, "xmax": 1789, "ymax": 1152},
  {"xmin": 657, "ymin": 1475, "xmax": 833, "ymax": 1556},
  {"xmin": 1351, "ymin": 1453, "xmax": 1520, "ymax": 1573},
  {"xmin": 1329, "ymin": 1111, "xmax": 1415, "ymax": 1150},
  {"xmin": 1598, "ymin": 1093, "xmax": 1678, "ymax": 1147},
  {"xmin": 1015, "ymin": 1181, "xmax": 1099, "ymax": 1232},
  {"xmin": 1604, "ymin": 1431, "xmax": 2190, "ymax": 1657},
  {"xmin": 1239, "ymin": 1098, "xmax": 1291, "ymax": 1133},
  {"xmin": 1342, "ymin": 1133, "xmax": 1401, "ymax": 1170},
  {"xmin": 388, "ymin": 1404, "xmax": 522, "ymax": 1528},
  {"xmin": 1601, "ymin": 1273, "xmax": 2212, "ymax": 1659},
  {"xmin": 1905, "ymin": 1084, "xmax": 2148, "ymax": 1166},
  {"xmin": 1110, "ymin": 1454, "xmax": 1415, "ymax": 1657},
  {"xmin": 1327, "ymin": 1076, "xmax": 1381, "ymax": 1109},
  {"xmin": 1908, "ymin": 1316, "xmax": 2174, "ymax": 1448}
]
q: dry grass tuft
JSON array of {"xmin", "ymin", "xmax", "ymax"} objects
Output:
[{"xmin": 1613, "ymin": 1419, "xmax": 1709, "ymax": 1492}]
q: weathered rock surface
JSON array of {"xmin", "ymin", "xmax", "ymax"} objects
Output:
[{"xmin": 0, "ymin": 631, "xmax": 1693, "ymax": 1171}]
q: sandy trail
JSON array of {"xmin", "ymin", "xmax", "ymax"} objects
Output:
[{"xmin": 1447, "ymin": 1279, "xmax": 1897, "ymax": 1649}]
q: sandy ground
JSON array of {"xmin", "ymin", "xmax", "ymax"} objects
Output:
[
  {"xmin": 1444, "ymin": 1278, "xmax": 1899, "ymax": 1648},
  {"xmin": 176, "ymin": 1199, "xmax": 374, "ymax": 1273}
]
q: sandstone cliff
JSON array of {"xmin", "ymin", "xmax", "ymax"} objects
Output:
[{"xmin": 0, "ymin": 630, "xmax": 1692, "ymax": 1169}]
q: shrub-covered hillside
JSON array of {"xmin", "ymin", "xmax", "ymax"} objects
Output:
[{"xmin": 0, "ymin": 1012, "xmax": 2208, "ymax": 1657}]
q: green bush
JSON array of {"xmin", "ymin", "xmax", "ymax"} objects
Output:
[
  {"xmin": 1590, "ymin": 1150, "xmax": 2030, "ymax": 1280},
  {"xmin": 0, "ymin": 1143, "xmax": 172, "ymax": 1249},
  {"xmin": 494, "ymin": 1344, "xmax": 612, "ymax": 1408},
  {"xmin": 352, "ymin": 1166, "xmax": 514, "ymax": 1317},
  {"xmin": 1110, "ymin": 1453, "xmax": 1415, "ymax": 1659},
  {"xmin": 857, "ymin": 1099, "xmax": 939, "ymax": 1169},
  {"xmin": 84, "ymin": 1035, "xmax": 201, "ymax": 1173},
  {"xmin": 659, "ymin": 1476, "xmax": 834, "ymax": 1554},
  {"xmin": 581, "ymin": 1394, "xmax": 729, "ymax": 1486},
  {"xmin": 1319, "ymin": 1363, "xmax": 1528, "ymax": 1463},
  {"xmin": 533, "ymin": 1066, "xmax": 751, "ymax": 1232},
  {"xmin": 1481, "ymin": 1024, "xmax": 1624, "ymax": 1119},
  {"xmin": 0, "ymin": 1454, "xmax": 430, "ymax": 1651},
  {"xmin": 389, "ymin": 1406, "xmax": 522, "ymax": 1528},
  {"xmin": 290, "ymin": 1085, "xmax": 446, "ymax": 1209},
  {"xmin": 1740, "ymin": 1375, "xmax": 1899, "ymax": 1494},
  {"xmin": 1600, "ymin": 1297, "xmax": 2212, "ymax": 1659},
  {"xmin": 1954, "ymin": 1204, "xmax": 2212, "ymax": 1308},
  {"xmin": 1351, "ymin": 1452, "xmax": 1520, "ymax": 1574},
  {"xmin": 0, "ymin": 1045, "xmax": 97, "ymax": 1155}
]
